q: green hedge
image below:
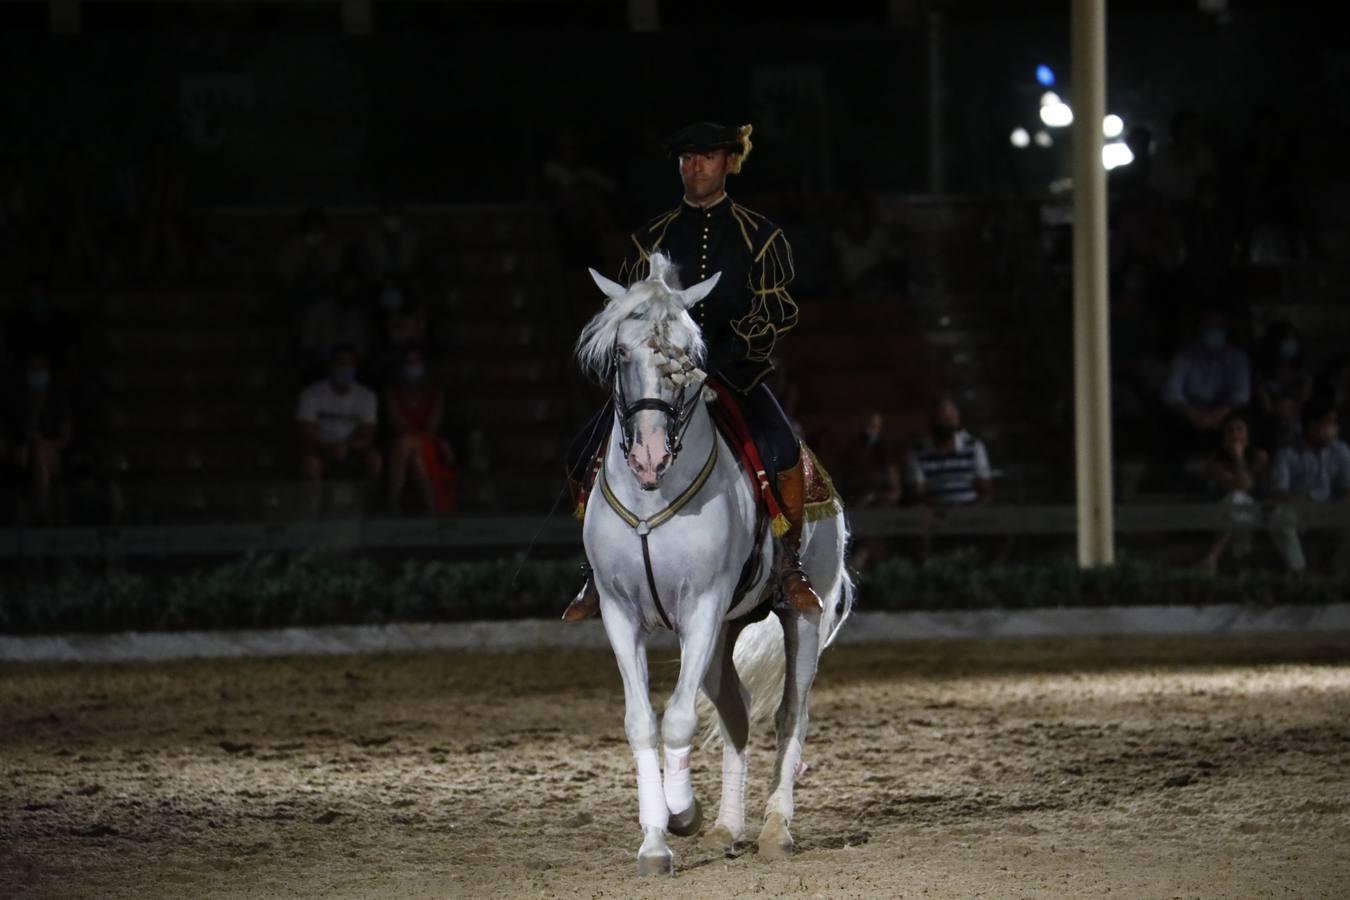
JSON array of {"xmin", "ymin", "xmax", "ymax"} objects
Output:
[{"xmin": 0, "ymin": 552, "xmax": 1346, "ymax": 636}]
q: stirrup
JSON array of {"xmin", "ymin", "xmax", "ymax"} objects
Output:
[
  {"xmin": 776, "ymin": 551, "xmax": 823, "ymax": 614},
  {"xmin": 562, "ymin": 562, "xmax": 601, "ymax": 623}
]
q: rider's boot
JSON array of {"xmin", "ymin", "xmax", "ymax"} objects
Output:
[
  {"xmin": 775, "ymin": 455, "xmax": 824, "ymax": 615},
  {"xmin": 562, "ymin": 477, "xmax": 601, "ymax": 623}
]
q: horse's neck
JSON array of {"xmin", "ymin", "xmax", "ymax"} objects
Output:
[{"xmin": 604, "ymin": 398, "xmax": 717, "ymax": 515}]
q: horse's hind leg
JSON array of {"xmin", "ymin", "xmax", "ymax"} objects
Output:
[
  {"xmin": 758, "ymin": 607, "xmax": 822, "ymax": 859},
  {"xmin": 699, "ymin": 619, "xmax": 750, "ymax": 851},
  {"xmin": 601, "ymin": 602, "xmax": 671, "ymax": 875}
]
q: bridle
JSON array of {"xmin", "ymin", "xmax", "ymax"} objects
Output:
[{"xmin": 611, "ymin": 334, "xmax": 704, "ymax": 464}]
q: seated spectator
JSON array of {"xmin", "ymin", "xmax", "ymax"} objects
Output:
[
  {"xmin": 360, "ymin": 195, "xmax": 422, "ymax": 281},
  {"xmin": 5, "ymin": 352, "xmax": 72, "ymax": 525},
  {"xmin": 297, "ymin": 345, "xmax": 381, "ymax": 516},
  {"xmin": 840, "ymin": 411, "xmax": 903, "ymax": 571},
  {"xmin": 840, "ymin": 411, "xmax": 903, "ymax": 508},
  {"xmin": 1267, "ymin": 402, "xmax": 1350, "ymax": 573},
  {"xmin": 1199, "ymin": 415, "xmax": 1268, "ymax": 573},
  {"xmin": 1251, "ymin": 321, "xmax": 1313, "ymax": 452},
  {"xmin": 276, "ymin": 207, "xmax": 343, "ymax": 294},
  {"xmin": 298, "ymin": 261, "xmax": 370, "ymax": 382},
  {"xmin": 905, "ymin": 395, "xmax": 993, "ymax": 506},
  {"xmin": 383, "ymin": 346, "xmax": 458, "ymax": 515},
  {"xmin": 829, "ymin": 192, "xmax": 907, "ymax": 298},
  {"xmin": 1163, "ymin": 310, "xmax": 1251, "ymax": 456}
]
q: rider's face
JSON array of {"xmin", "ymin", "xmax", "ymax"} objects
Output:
[{"xmin": 679, "ymin": 150, "xmax": 732, "ymax": 204}]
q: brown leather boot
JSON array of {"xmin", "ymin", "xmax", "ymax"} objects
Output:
[
  {"xmin": 561, "ymin": 476, "xmax": 601, "ymax": 622},
  {"xmin": 775, "ymin": 455, "xmax": 823, "ymax": 614},
  {"xmin": 561, "ymin": 562, "xmax": 601, "ymax": 622}
]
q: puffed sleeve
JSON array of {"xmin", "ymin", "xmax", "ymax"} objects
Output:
[{"xmin": 731, "ymin": 229, "xmax": 799, "ymax": 362}]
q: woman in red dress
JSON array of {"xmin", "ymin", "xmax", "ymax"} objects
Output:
[{"xmin": 383, "ymin": 346, "xmax": 458, "ymax": 514}]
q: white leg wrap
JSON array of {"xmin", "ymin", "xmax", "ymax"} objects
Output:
[
  {"xmin": 663, "ymin": 744, "xmax": 693, "ymax": 814},
  {"xmin": 768, "ymin": 739, "xmax": 803, "ymax": 821},
  {"xmin": 718, "ymin": 742, "xmax": 747, "ymax": 833},
  {"xmin": 634, "ymin": 748, "xmax": 667, "ymax": 830}
]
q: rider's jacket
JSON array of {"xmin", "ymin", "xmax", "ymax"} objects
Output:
[{"xmin": 619, "ymin": 195, "xmax": 797, "ymax": 394}]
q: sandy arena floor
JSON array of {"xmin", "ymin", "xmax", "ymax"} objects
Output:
[{"xmin": 3, "ymin": 631, "xmax": 1350, "ymax": 899}]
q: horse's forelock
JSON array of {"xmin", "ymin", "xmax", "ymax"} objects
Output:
[{"xmin": 574, "ymin": 267, "xmax": 705, "ymax": 380}]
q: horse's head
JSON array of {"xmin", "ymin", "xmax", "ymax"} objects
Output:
[{"xmin": 576, "ymin": 253, "xmax": 721, "ymax": 490}]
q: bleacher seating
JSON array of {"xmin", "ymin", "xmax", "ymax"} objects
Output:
[{"xmin": 11, "ymin": 184, "xmax": 1345, "ymax": 526}]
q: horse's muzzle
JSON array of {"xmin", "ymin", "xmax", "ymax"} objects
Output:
[{"xmin": 629, "ymin": 443, "xmax": 672, "ymax": 491}]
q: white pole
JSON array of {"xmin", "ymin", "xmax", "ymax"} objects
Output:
[{"xmin": 1071, "ymin": 0, "xmax": 1115, "ymax": 566}]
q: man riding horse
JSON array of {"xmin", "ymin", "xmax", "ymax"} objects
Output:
[{"xmin": 563, "ymin": 120, "xmax": 822, "ymax": 622}]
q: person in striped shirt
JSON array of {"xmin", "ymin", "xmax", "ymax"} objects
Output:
[{"xmin": 905, "ymin": 394, "xmax": 993, "ymax": 506}]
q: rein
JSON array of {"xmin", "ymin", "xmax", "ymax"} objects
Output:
[{"xmin": 597, "ymin": 433, "xmax": 718, "ymax": 630}]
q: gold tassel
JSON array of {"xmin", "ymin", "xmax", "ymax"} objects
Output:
[
  {"xmin": 771, "ymin": 512, "xmax": 790, "ymax": 538},
  {"xmin": 573, "ymin": 501, "xmax": 587, "ymax": 521},
  {"xmin": 729, "ymin": 123, "xmax": 754, "ymax": 174}
]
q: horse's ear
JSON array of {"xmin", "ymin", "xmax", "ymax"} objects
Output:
[
  {"xmin": 678, "ymin": 271, "xmax": 721, "ymax": 309},
  {"xmin": 588, "ymin": 268, "xmax": 628, "ymax": 302}
]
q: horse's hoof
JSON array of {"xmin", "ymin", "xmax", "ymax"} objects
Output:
[
  {"xmin": 667, "ymin": 797, "xmax": 703, "ymax": 837},
  {"xmin": 700, "ymin": 824, "xmax": 740, "ymax": 853},
  {"xmin": 757, "ymin": 812, "xmax": 794, "ymax": 860},
  {"xmin": 636, "ymin": 848, "xmax": 674, "ymax": 876}
]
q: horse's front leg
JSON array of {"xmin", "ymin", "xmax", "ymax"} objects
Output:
[
  {"xmin": 759, "ymin": 607, "xmax": 822, "ymax": 859},
  {"xmin": 601, "ymin": 597, "xmax": 671, "ymax": 876},
  {"xmin": 660, "ymin": 595, "xmax": 725, "ymax": 840}
]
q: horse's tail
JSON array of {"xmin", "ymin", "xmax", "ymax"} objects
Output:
[{"xmin": 698, "ymin": 510, "xmax": 854, "ymax": 749}]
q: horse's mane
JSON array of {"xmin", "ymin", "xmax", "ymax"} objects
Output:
[{"xmin": 574, "ymin": 252, "xmax": 707, "ymax": 380}]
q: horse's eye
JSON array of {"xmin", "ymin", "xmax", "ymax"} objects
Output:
[{"xmin": 616, "ymin": 345, "xmax": 631, "ymax": 361}]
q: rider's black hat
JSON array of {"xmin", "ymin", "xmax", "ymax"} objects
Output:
[{"xmin": 662, "ymin": 121, "xmax": 754, "ymax": 172}]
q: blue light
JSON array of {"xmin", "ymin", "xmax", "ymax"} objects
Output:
[{"xmin": 1036, "ymin": 65, "xmax": 1055, "ymax": 87}]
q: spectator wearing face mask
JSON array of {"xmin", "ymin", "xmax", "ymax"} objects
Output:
[
  {"xmin": 297, "ymin": 344, "xmax": 381, "ymax": 516},
  {"xmin": 382, "ymin": 345, "xmax": 457, "ymax": 515},
  {"xmin": 1267, "ymin": 402, "xmax": 1350, "ymax": 573},
  {"xmin": 360, "ymin": 196, "xmax": 422, "ymax": 281},
  {"xmin": 1163, "ymin": 310, "xmax": 1252, "ymax": 455},
  {"xmin": 905, "ymin": 394, "xmax": 993, "ymax": 506},
  {"xmin": 5, "ymin": 352, "xmax": 72, "ymax": 525},
  {"xmin": 1252, "ymin": 321, "xmax": 1312, "ymax": 452}
]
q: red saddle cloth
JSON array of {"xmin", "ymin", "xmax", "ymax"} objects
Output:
[{"xmin": 704, "ymin": 381, "xmax": 791, "ymax": 537}]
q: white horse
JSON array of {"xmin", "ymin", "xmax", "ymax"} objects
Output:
[{"xmin": 576, "ymin": 253, "xmax": 853, "ymax": 875}]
